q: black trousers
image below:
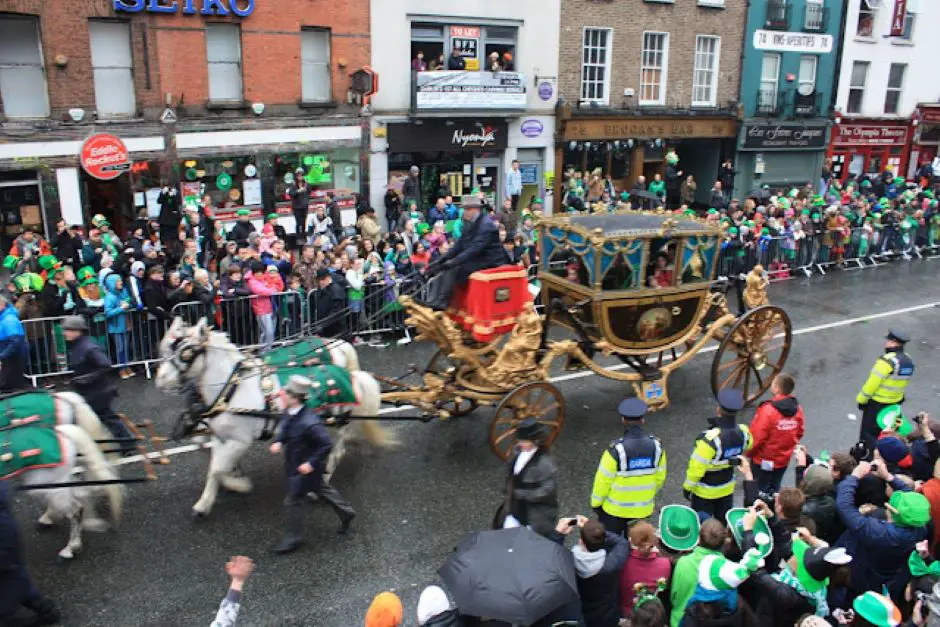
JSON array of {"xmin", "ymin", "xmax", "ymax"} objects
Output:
[
  {"xmin": 510, "ymin": 194, "xmax": 520, "ymax": 212},
  {"xmin": 0, "ymin": 357, "xmax": 27, "ymax": 392},
  {"xmin": 859, "ymin": 400, "xmax": 894, "ymax": 451},
  {"xmin": 690, "ymin": 493, "xmax": 734, "ymax": 522},
  {"xmin": 425, "ymin": 269, "xmax": 459, "ymax": 309},
  {"xmin": 596, "ymin": 509, "xmax": 637, "ymax": 536}
]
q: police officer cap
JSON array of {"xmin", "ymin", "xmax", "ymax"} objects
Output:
[
  {"xmin": 618, "ymin": 398, "xmax": 647, "ymax": 421},
  {"xmin": 717, "ymin": 389, "xmax": 745, "ymax": 414},
  {"xmin": 885, "ymin": 328, "xmax": 910, "ymax": 344}
]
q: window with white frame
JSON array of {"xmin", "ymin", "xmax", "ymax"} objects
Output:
[
  {"xmin": 640, "ymin": 32, "xmax": 668, "ymax": 105},
  {"xmin": 856, "ymin": 0, "xmax": 876, "ymax": 37},
  {"xmin": 206, "ymin": 23, "xmax": 243, "ymax": 102},
  {"xmin": 758, "ymin": 53, "xmax": 780, "ymax": 113},
  {"xmin": 301, "ymin": 28, "xmax": 331, "ymax": 103},
  {"xmin": 692, "ymin": 35, "xmax": 720, "ymax": 107},
  {"xmin": 89, "ymin": 21, "xmax": 135, "ymax": 117},
  {"xmin": 884, "ymin": 63, "xmax": 906, "ymax": 114},
  {"xmin": 0, "ymin": 15, "xmax": 49, "ymax": 118},
  {"xmin": 798, "ymin": 55, "xmax": 817, "ymax": 93},
  {"xmin": 847, "ymin": 60, "xmax": 869, "ymax": 114},
  {"xmin": 580, "ymin": 28, "xmax": 612, "ymax": 105},
  {"xmin": 898, "ymin": 12, "xmax": 915, "ymax": 41}
]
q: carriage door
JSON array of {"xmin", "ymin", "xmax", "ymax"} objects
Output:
[{"xmin": 473, "ymin": 156, "xmax": 501, "ymax": 209}]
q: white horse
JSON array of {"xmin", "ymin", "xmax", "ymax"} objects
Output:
[
  {"xmin": 19, "ymin": 422, "xmax": 124, "ymax": 561},
  {"xmin": 154, "ymin": 318, "xmax": 395, "ymax": 518}
]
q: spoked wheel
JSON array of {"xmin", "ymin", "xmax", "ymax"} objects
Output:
[
  {"xmin": 424, "ymin": 349, "xmax": 479, "ymax": 417},
  {"xmin": 489, "ymin": 382, "xmax": 566, "ymax": 461},
  {"xmin": 711, "ymin": 305, "xmax": 792, "ymax": 406}
]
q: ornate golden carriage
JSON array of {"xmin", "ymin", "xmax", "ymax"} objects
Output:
[{"xmin": 383, "ymin": 210, "xmax": 791, "ymax": 460}]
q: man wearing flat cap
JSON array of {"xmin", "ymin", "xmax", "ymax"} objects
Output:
[
  {"xmin": 683, "ymin": 389, "xmax": 753, "ymax": 520},
  {"xmin": 269, "ymin": 375, "xmax": 355, "ymax": 554},
  {"xmin": 856, "ymin": 328, "xmax": 915, "ymax": 449},
  {"xmin": 590, "ymin": 398, "xmax": 666, "ymax": 534}
]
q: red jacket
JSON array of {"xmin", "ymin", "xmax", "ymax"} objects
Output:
[{"xmin": 748, "ymin": 394, "xmax": 805, "ymax": 469}]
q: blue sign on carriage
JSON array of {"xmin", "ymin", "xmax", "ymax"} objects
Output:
[
  {"xmin": 113, "ymin": 0, "xmax": 255, "ymax": 17},
  {"xmin": 643, "ymin": 382, "xmax": 664, "ymax": 401}
]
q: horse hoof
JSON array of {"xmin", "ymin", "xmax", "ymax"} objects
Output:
[
  {"xmin": 36, "ymin": 521, "xmax": 54, "ymax": 531},
  {"xmin": 191, "ymin": 509, "xmax": 206, "ymax": 521},
  {"xmin": 56, "ymin": 553, "xmax": 74, "ymax": 563}
]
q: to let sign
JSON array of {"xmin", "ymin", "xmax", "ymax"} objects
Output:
[
  {"xmin": 890, "ymin": 0, "xmax": 908, "ymax": 36},
  {"xmin": 80, "ymin": 133, "xmax": 131, "ymax": 180},
  {"xmin": 832, "ymin": 124, "xmax": 909, "ymax": 146}
]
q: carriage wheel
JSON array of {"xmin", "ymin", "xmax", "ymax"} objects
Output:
[
  {"xmin": 489, "ymin": 382, "xmax": 566, "ymax": 461},
  {"xmin": 711, "ymin": 305, "xmax": 792, "ymax": 406},
  {"xmin": 424, "ymin": 350, "xmax": 479, "ymax": 417}
]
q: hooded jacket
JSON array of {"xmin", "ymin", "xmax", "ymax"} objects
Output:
[
  {"xmin": 245, "ymin": 270, "xmax": 282, "ymax": 317},
  {"xmin": 102, "ymin": 274, "xmax": 130, "ymax": 334},
  {"xmin": 550, "ymin": 530, "xmax": 629, "ymax": 627},
  {"xmin": 129, "ymin": 261, "xmax": 146, "ymax": 309},
  {"xmin": 0, "ymin": 305, "xmax": 27, "ymax": 364},
  {"xmin": 748, "ymin": 395, "xmax": 805, "ymax": 469}
]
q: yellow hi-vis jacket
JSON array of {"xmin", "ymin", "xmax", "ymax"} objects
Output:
[
  {"xmin": 683, "ymin": 424, "xmax": 752, "ymax": 500},
  {"xmin": 591, "ymin": 430, "xmax": 666, "ymax": 520},
  {"xmin": 856, "ymin": 351, "xmax": 914, "ymax": 405}
]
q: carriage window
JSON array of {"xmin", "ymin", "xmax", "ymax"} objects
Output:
[
  {"xmin": 601, "ymin": 239, "xmax": 644, "ymax": 291},
  {"xmin": 679, "ymin": 237, "xmax": 715, "ymax": 285},
  {"xmin": 548, "ymin": 247, "xmax": 590, "ymax": 287},
  {"xmin": 646, "ymin": 238, "xmax": 676, "ymax": 289}
]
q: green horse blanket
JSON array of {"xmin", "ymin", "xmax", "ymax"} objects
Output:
[{"xmin": 0, "ymin": 392, "xmax": 64, "ymax": 480}]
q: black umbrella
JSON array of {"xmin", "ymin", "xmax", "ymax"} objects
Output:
[
  {"xmin": 748, "ymin": 187, "xmax": 772, "ymax": 201},
  {"xmin": 438, "ymin": 528, "xmax": 578, "ymax": 625},
  {"xmin": 629, "ymin": 189, "xmax": 662, "ymax": 203}
]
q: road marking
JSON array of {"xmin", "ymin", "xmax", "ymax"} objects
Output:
[{"xmin": 112, "ymin": 299, "xmax": 940, "ymax": 467}]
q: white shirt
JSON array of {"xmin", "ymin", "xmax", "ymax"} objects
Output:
[
  {"xmin": 287, "ymin": 405, "xmax": 303, "ymax": 416},
  {"xmin": 513, "ymin": 448, "xmax": 536, "ymax": 475}
]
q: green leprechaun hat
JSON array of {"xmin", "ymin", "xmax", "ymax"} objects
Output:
[
  {"xmin": 876, "ymin": 405, "xmax": 914, "ymax": 437},
  {"xmin": 76, "ymin": 266, "xmax": 98, "ymax": 287},
  {"xmin": 853, "ymin": 591, "xmax": 901, "ymax": 626},
  {"xmin": 3, "ymin": 254, "xmax": 19, "ymax": 270},
  {"xmin": 658, "ymin": 504, "xmax": 700, "ymax": 552},
  {"xmin": 236, "ymin": 208, "xmax": 251, "ymax": 217},
  {"xmin": 13, "ymin": 272, "xmax": 44, "ymax": 294},
  {"xmin": 793, "ymin": 538, "xmax": 852, "ymax": 593},
  {"xmin": 726, "ymin": 508, "xmax": 774, "ymax": 559}
]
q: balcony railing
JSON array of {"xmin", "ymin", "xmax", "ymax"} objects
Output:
[
  {"xmin": 803, "ymin": 4, "xmax": 828, "ymax": 31},
  {"xmin": 765, "ymin": 0, "xmax": 791, "ymax": 30},
  {"xmin": 757, "ymin": 89, "xmax": 783, "ymax": 116},
  {"xmin": 792, "ymin": 90, "xmax": 822, "ymax": 118}
]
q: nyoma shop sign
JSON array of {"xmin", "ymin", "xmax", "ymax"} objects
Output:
[{"xmin": 114, "ymin": 0, "xmax": 255, "ymax": 17}]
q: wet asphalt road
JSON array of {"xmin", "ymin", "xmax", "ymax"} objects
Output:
[{"xmin": 12, "ymin": 260, "xmax": 940, "ymax": 627}]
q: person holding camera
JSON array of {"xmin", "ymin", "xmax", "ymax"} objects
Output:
[
  {"xmin": 857, "ymin": 329, "xmax": 915, "ymax": 450},
  {"xmin": 683, "ymin": 389, "xmax": 753, "ymax": 521}
]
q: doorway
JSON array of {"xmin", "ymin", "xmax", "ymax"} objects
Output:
[
  {"xmin": 473, "ymin": 156, "xmax": 501, "ymax": 209},
  {"xmin": 81, "ymin": 173, "xmax": 133, "ymax": 237}
]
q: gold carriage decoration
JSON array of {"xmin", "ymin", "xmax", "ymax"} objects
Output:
[{"xmin": 384, "ymin": 208, "xmax": 792, "ymax": 460}]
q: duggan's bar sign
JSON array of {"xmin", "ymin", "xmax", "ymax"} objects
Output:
[{"xmin": 114, "ymin": 0, "xmax": 255, "ymax": 16}]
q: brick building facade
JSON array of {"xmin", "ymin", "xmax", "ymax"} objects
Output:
[
  {"xmin": 0, "ymin": 0, "xmax": 370, "ymax": 248},
  {"xmin": 554, "ymin": 0, "xmax": 747, "ymax": 207}
]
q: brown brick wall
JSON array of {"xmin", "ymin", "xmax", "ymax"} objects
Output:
[
  {"xmin": 0, "ymin": 0, "xmax": 369, "ymax": 120},
  {"xmin": 558, "ymin": 0, "xmax": 746, "ymax": 109}
]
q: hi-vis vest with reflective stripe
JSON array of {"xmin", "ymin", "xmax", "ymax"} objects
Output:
[
  {"xmin": 856, "ymin": 351, "xmax": 914, "ymax": 405},
  {"xmin": 683, "ymin": 425, "xmax": 753, "ymax": 500},
  {"xmin": 591, "ymin": 433, "xmax": 667, "ymax": 519}
]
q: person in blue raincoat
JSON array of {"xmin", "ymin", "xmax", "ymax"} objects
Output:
[
  {"xmin": 269, "ymin": 375, "xmax": 356, "ymax": 554},
  {"xmin": 0, "ymin": 294, "xmax": 28, "ymax": 391},
  {"xmin": 0, "ymin": 481, "xmax": 60, "ymax": 626}
]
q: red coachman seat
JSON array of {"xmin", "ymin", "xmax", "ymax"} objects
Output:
[{"xmin": 447, "ymin": 265, "xmax": 531, "ymax": 342}]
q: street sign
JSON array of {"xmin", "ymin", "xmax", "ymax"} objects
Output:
[
  {"xmin": 160, "ymin": 108, "xmax": 177, "ymax": 124},
  {"xmin": 80, "ymin": 133, "xmax": 130, "ymax": 181}
]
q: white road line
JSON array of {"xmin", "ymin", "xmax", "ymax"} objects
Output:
[{"xmin": 113, "ymin": 299, "xmax": 940, "ymax": 467}]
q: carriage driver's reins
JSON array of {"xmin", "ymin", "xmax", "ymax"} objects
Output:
[{"xmin": 166, "ymin": 336, "xmax": 280, "ymax": 442}]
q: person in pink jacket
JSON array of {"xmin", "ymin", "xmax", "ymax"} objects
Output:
[
  {"xmin": 619, "ymin": 521, "xmax": 672, "ymax": 619},
  {"xmin": 245, "ymin": 261, "xmax": 283, "ymax": 351}
]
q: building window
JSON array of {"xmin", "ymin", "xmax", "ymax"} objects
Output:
[
  {"xmin": 301, "ymin": 29, "xmax": 331, "ymax": 103},
  {"xmin": 898, "ymin": 12, "xmax": 915, "ymax": 41},
  {"xmin": 581, "ymin": 27, "xmax": 612, "ymax": 105},
  {"xmin": 409, "ymin": 23, "xmax": 517, "ymax": 73},
  {"xmin": 692, "ymin": 35, "xmax": 720, "ymax": 107},
  {"xmin": 884, "ymin": 63, "xmax": 906, "ymax": 114},
  {"xmin": 0, "ymin": 15, "xmax": 49, "ymax": 118},
  {"xmin": 758, "ymin": 53, "xmax": 780, "ymax": 114},
  {"xmin": 804, "ymin": 0, "xmax": 826, "ymax": 31},
  {"xmin": 206, "ymin": 23, "xmax": 242, "ymax": 103},
  {"xmin": 88, "ymin": 21, "xmax": 135, "ymax": 117},
  {"xmin": 856, "ymin": 0, "xmax": 876, "ymax": 37},
  {"xmin": 847, "ymin": 60, "xmax": 869, "ymax": 114},
  {"xmin": 798, "ymin": 55, "xmax": 817, "ymax": 93},
  {"xmin": 639, "ymin": 32, "xmax": 668, "ymax": 105}
]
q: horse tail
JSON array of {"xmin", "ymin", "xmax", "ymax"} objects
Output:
[
  {"xmin": 56, "ymin": 392, "xmax": 110, "ymax": 448},
  {"xmin": 350, "ymin": 372, "xmax": 397, "ymax": 449},
  {"xmin": 57, "ymin": 424, "xmax": 124, "ymax": 524},
  {"xmin": 334, "ymin": 340, "xmax": 360, "ymax": 372}
]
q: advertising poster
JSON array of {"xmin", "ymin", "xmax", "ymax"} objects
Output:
[{"xmin": 450, "ymin": 26, "xmax": 480, "ymax": 70}]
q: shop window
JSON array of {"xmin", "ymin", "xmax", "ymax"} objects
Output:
[
  {"xmin": 301, "ymin": 29, "xmax": 331, "ymax": 103},
  {"xmin": 640, "ymin": 32, "xmax": 668, "ymax": 106},
  {"xmin": 581, "ymin": 27, "xmax": 612, "ymax": 105},
  {"xmin": 89, "ymin": 20, "xmax": 135, "ymax": 118},
  {"xmin": 847, "ymin": 61, "xmax": 868, "ymax": 114},
  {"xmin": 0, "ymin": 15, "xmax": 49, "ymax": 118},
  {"xmin": 884, "ymin": 63, "xmax": 906, "ymax": 115},
  {"xmin": 856, "ymin": 0, "xmax": 876, "ymax": 37},
  {"xmin": 273, "ymin": 154, "xmax": 333, "ymax": 201},
  {"xmin": 206, "ymin": 24, "xmax": 243, "ymax": 103},
  {"xmin": 692, "ymin": 35, "xmax": 720, "ymax": 107}
]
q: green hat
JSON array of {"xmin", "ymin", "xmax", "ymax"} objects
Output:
[
  {"xmin": 853, "ymin": 591, "xmax": 901, "ymax": 626},
  {"xmin": 861, "ymin": 179, "xmax": 872, "ymax": 187},
  {"xmin": 619, "ymin": 191, "xmax": 629, "ymax": 201},
  {"xmin": 236, "ymin": 208, "xmax": 251, "ymax": 217},
  {"xmin": 13, "ymin": 272, "xmax": 43, "ymax": 293},
  {"xmin": 728, "ymin": 226, "xmax": 738, "ymax": 235},
  {"xmin": 532, "ymin": 197, "xmax": 544, "ymax": 205},
  {"xmin": 76, "ymin": 266, "xmax": 97, "ymax": 287},
  {"xmin": 788, "ymin": 188, "xmax": 799, "ymax": 198},
  {"xmin": 416, "ymin": 222, "xmax": 430, "ymax": 236},
  {"xmin": 683, "ymin": 209, "xmax": 697, "ymax": 217},
  {"xmin": 38, "ymin": 255, "xmax": 58, "ymax": 272},
  {"xmin": 658, "ymin": 505, "xmax": 700, "ymax": 552},
  {"xmin": 801, "ymin": 209, "xmax": 810, "ymax": 216},
  {"xmin": 894, "ymin": 176, "xmax": 905, "ymax": 185},
  {"xmin": 811, "ymin": 212, "xmax": 820, "ymax": 220},
  {"xmin": 707, "ymin": 209, "xmax": 718, "ymax": 215},
  {"xmin": 888, "ymin": 491, "xmax": 930, "ymax": 527},
  {"xmin": 812, "ymin": 195, "xmax": 825, "ymax": 206},
  {"xmin": 793, "ymin": 539, "xmax": 852, "ymax": 593},
  {"xmin": 726, "ymin": 508, "xmax": 774, "ymax": 559},
  {"xmin": 3, "ymin": 254, "xmax": 18, "ymax": 270},
  {"xmin": 266, "ymin": 213, "xmax": 279, "ymax": 221},
  {"xmin": 760, "ymin": 227, "xmax": 769, "ymax": 235}
]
